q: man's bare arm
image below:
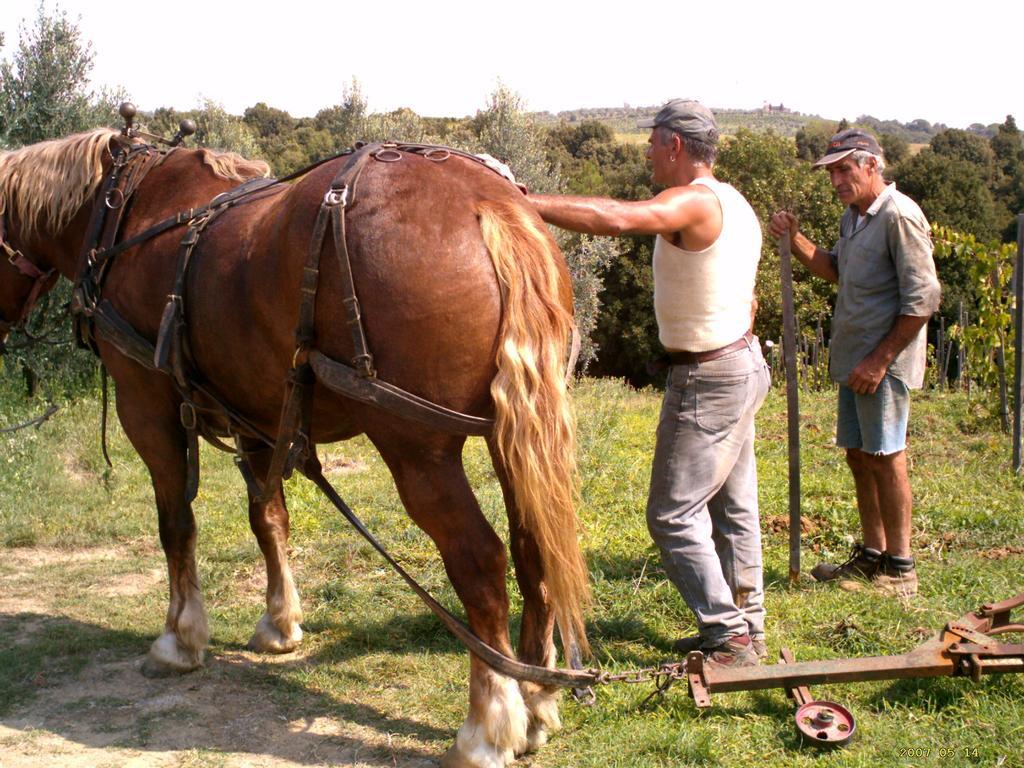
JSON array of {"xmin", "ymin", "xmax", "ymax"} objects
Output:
[{"xmin": 528, "ymin": 187, "xmax": 710, "ymax": 237}]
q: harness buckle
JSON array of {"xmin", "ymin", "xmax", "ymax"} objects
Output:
[
  {"xmin": 352, "ymin": 353, "xmax": 376, "ymax": 379},
  {"xmin": 324, "ymin": 185, "xmax": 348, "ymax": 208},
  {"xmin": 4, "ymin": 240, "xmax": 24, "ymax": 265},
  {"xmin": 180, "ymin": 401, "xmax": 198, "ymax": 431},
  {"xmin": 342, "ymin": 296, "xmax": 362, "ymax": 321}
]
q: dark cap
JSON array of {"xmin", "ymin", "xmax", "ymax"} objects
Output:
[
  {"xmin": 637, "ymin": 99, "xmax": 718, "ymax": 144},
  {"xmin": 813, "ymin": 128, "xmax": 884, "ymax": 167}
]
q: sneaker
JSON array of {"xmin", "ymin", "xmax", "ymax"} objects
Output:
[
  {"xmin": 674, "ymin": 633, "xmax": 768, "ymax": 660},
  {"xmin": 704, "ymin": 635, "xmax": 760, "ymax": 669},
  {"xmin": 873, "ymin": 553, "xmax": 919, "ymax": 597},
  {"xmin": 811, "ymin": 543, "xmax": 882, "ymax": 583}
]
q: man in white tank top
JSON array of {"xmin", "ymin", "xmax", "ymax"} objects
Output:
[{"xmin": 528, "ymin": 99, "xmax": 769, "ymax": 668}]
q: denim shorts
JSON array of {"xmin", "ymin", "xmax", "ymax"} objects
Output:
[{"xmin": 836, "ymin": 374, "xmax": 910, "ymax": 455}]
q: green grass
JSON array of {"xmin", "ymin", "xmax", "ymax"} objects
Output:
[{"xmin": 1, "ymin": 378, "xmax": 1022, "ymax": 766}]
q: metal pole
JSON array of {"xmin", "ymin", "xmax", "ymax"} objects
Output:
[
  {"xmin": 1013, "ymin": 214, "xmax": 1023, "ymax": 473},
  {"xmin": 779, "ymin": 232, "xmax": 801, "ymax": 582}
]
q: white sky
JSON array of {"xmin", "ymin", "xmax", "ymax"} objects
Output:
[{"xmin": 1, "ymin": 0, "xmax": 1020, "ymax": 129}]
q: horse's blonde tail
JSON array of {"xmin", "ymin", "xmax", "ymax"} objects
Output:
[{"xmin": 478, "ymin": 199, "xmax": 590, "ymax": 656}]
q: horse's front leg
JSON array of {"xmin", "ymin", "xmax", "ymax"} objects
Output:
[
  {"xmin": 371, "ymin": 431, "xmax": 528, "ymax": 768},
  {"xmin": 112, "ymin": 371, "xmax": 209, "ymax": 676},
  {"xmin": 489, "ymin": 440, "xmax": 562, "ymax": 753},
  {"xmin": 238, "ymin": 437, "xmax": 303, "ymax": 653}
]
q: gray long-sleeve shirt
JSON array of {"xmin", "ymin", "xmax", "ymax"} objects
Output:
[{"xmin": 828, "ymin": 183, "xmax": 941, "ymax": 389}]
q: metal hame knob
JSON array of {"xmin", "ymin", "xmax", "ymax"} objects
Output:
[{"xmin": 171, "ymin": 119, "xmax": 198, "ymax": 147}]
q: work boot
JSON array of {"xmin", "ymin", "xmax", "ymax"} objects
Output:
[
  {"xmin": 811, "ymin": 543, "xmax": 882, "ymax": 583},
  {"xmin": 674, "ymin": 633, "xmax": 767, "ymax": 660},
  {"xmin": 872, "ymin": 553, "xmax": 919, "ymax": 597},
  {"xmin": 704, "ymin": 634, "xmax": 760, "ymax": 669}
]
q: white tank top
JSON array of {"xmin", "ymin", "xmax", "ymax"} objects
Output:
[{"xmin": 652, "ymin": 177, "xmax": 762, "ymax": 351}]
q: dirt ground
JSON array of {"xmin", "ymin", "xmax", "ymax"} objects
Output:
[{"xmin": 0, "ymin": 547, "xmax": 440, "ymax": 768}]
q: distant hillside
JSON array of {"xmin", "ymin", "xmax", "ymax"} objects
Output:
[
  {"xmin": 532, "ymin": 105, "xmax": 995, "ymax": 143},
  {"xmin": 534, "ymin": 105, "xmax": 812, "ymax": 137}
]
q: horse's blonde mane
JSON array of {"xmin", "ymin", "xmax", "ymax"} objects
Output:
[
  {"xmin": 0, "ymin": 128, "xmax": 270, "ymax": 239},
  {"xmin": 198, "ymin": 149, "xmax": 271, "ymax": 183},
  {"xmin": 0, "ymin": 128, "xmax": 118, "ymax": 238}
]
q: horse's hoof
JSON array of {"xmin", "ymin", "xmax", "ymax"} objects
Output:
[
  {"xmin": 142, "ymin": 632, "xmax": 203, "ymax": 677},
  {"xmin": 441, "ymin": 721, "xmax": 518, "ymax": 768},
  {"xmin": 520, "ymin": 683, "xmax": 561, "ymax": 754},
  {"xmin": 246, "ymin": 613, "xmax": 302, "ymax": 654},
  {"xmin": 141, "ymin": 656, "xmax": 196, "ymax": 678},
  {"xmin": 524, "ymin": 723, "xmax": 548, "ymax": 753},
  {"xmin": 440, "ymin": 743, "xmax": 512, "ymax": 768}
]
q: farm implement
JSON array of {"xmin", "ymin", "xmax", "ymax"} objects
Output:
[{"xmin": 679, "ymin": 592, "xmax": 1024, "ymax": 746}]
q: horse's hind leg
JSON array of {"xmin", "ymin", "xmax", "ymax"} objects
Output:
[
  {"xmin": 238, "ymin": 437, "xmax": 303, "ymax": 653},
  {"xmin": 488, "ymin": 440, "xmax": 561, "ymax": 752},
  {"xmin": 369, "ymin": 431, "xmax": 528, "ymax": 768},
  {"xmin": 112, "ymin": 374, "xmax": 209, "ymax": 676}
]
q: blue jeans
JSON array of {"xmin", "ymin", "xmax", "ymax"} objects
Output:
[{"xmin": 646, "ymin": 338, "xmax": 770, "ymax": 647}]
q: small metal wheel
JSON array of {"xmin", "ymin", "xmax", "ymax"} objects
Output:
[{"xmin": 794, "ymin": 700, "xmax": 855, "ymax": 747}]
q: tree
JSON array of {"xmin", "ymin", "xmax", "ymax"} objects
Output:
[
  {"xmin": 990, "ymin": 115, "xmax": 1023, "ymax": 178},
  {"xmin": 314, "ymin": 78, "xmax": 368, "ymax": 149},
  {"xmin": 242, "ymin": 102, "xmax": 295, "ymax": 138},
  {"xmin": 794, "ymin": 119, "xmax": 837, "ymax": 162},
  {"xmin": 879, "ymin": 132, "xmax": 909, "ymax": 165},
  {"xmin": 930, "ymin": 129, "xmax": 997, "ymax": 181},
  {"xmin": 893, "ymin": 149, "xmax": 1001, "ymax": 242},
  {"xmin": 470, "ymin": 83, "xmax": 561, "ymax": 195},
  {"xmin": 0, "ymin": 4, "xmax": 119, "ymax": 147},
  {"xmin": 146, "ymin": 100, "xmax": 262, "ymax": 158},
  {"xmin": 548, "ymin": 120, "xmax": 614, "ymax": 159},
  {"xmin": 364, "ymin": 107, "xmax": 439, "ymax": 144},
  {"xmin": 989, "ymin": 116, "xmax": 1024, "ymax": 237}
]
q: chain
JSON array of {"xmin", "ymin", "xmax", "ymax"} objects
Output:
[
  {"xmin": 577, "ymin": 663, "xmax": 688, "ymax": 708},
  {"xmin": 593, "ymin": 660, "xmax": 687, "ymax": 686}
]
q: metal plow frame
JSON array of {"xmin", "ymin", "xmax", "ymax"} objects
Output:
[{"xmin": 685, "ymin": 594, "xmax": 1024, "ymax": 745}]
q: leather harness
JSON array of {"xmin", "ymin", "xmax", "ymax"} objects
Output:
[{"xmin": 0, "ymin": 213, "xmax": 57, "ymax": 330}]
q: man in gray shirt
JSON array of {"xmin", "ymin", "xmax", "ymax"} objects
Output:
[{"xmin": 770, "ymin": 129, "xmax": 940, "ymax": 597}]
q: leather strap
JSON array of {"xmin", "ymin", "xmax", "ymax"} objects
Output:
[
  {"xmin": 668, "ymin": 331, "xmax": 754, "ymax": 366},
  {"xmin": 301, "ymin": 455, "xmax": 602, "ymax": 688},
  {"xmin": 0, "ymin": 213, "xmax": 57, "ymax": 327}
]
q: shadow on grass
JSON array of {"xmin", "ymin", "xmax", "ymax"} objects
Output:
[
  {"xmin": 305, "ymin": 607, "xmax": 670, "ymax": 680},
  {"xmin": 866, "ymin": 674, "xmax": 992, "ymax": 713},
  {"xmin": 0, "ymin": 611, "xmax": 451, "ymax": 766}
]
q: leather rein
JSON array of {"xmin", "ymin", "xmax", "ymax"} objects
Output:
[
  {"xmin": 64, "ymin": 139, "xmax": 601, "ymax": 692},
  {"xmin": 0, "ymin": 213, "xmax": 58, "ymax": 336}
]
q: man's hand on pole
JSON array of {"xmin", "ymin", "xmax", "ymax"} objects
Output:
[{"xmin": 769, "ymin": 210, "xmax": 799, "ymax": 241}]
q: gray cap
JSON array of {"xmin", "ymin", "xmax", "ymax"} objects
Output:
[
  {"xmin": 637, "ymin": 99, "xmax": 718, "ymax": 144},
  {"xmin": 813, "ymin": 128, "xmax": 884, "ymax": 167}
]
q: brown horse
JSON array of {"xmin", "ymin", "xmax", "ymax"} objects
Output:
[{"xmin": 0, "ymin": 128, "xmax": 589, "ymax": 767}]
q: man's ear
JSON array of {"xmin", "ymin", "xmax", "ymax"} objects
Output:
[{"xmin": 672, "ymin": 132, "xmax": 684, "ymax": 156}]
